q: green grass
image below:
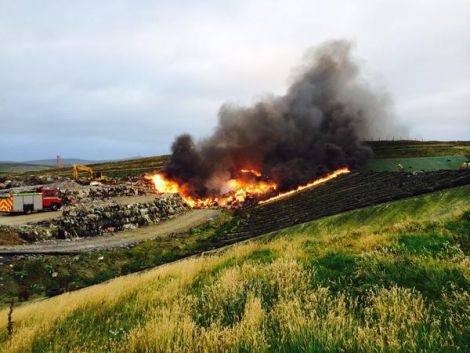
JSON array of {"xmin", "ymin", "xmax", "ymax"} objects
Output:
[
  {"xmin": 0, "ymin": 163, "xmax": 52, "ymax": 173},
  {"xmin": 1, "ymin": 186, "xmax": 469, "ymax": 352},
  {"xmin": 366, "ymin": 155, "xmax": 467, "ymax": 171},
  {"xmin": 0, "ymin": 211, "xmax": 236, "ymax": 303}
]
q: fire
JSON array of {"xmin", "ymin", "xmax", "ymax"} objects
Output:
[
  {"xmin": 146, "ymin": 171, "xmax": 277, "ymax": 208},
  {"xmin": 258, "ymin": 167, "xmax": 350, "ymax": 205},
  {"xmin": 147, "ymin": 167, "xmax": 350, "ymax": 208},
  {"xmin": 149, "ymin": 174, "xmax": 180, "ymax": 193},
  {"xmin": 240, "ymin": 169, "xmax": 262, "ymax": 177}
]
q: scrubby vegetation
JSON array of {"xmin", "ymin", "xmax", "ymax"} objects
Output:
[
  {"xmin": 0, "ymin": 163, "xmax": 52, "ymax": 174},
  {"xmin": 6, "ymin": 155, "xmax": 169, "ymax": 177},
  {"xmin": 5, "ymin": 141, "xmax": 469, "ymax": 177},
  {"xmin": 0, "ymin": 185, "xmax": 468, "ymax": 352},
  {"xmin": 0, "ymin": 211, "xmax": 236, "ymax": 303},
  {"xmin": 367, "ymin": 140, "xmax": 470, "ymax": 158}
]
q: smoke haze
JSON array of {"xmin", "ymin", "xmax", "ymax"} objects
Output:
[{"xmin": 163, "ymin": 40, "xmax": 404, "ymax": 197}]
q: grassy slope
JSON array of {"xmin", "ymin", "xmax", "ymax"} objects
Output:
[
  {"xmin": 366, "ymin": 155, "xmax": 467, "ymax": 171},
  {"xmin": 365, "ymin": 141, "xmax": 470, "ymax": 171},
  {"xmin": 0, "ymin": 211, "xmax": 236, "ymax": 303},
  {"xmin": 0, "ymin": 163, "xmax": 52, "ymax": 174},
  {"xmin": 3, "ymin": 141, "xmax": 468, "ymax": 177},
  {"xmin": 367, "ymin": 140, "xmax": 470, "ymax": 158},
  {"xmin": 1, "ymin": 185, "xmax": 469, "ymax": 352},
  {"xmin": 8, "ymin": 155, "xmax": 169, "ymax": 178}
]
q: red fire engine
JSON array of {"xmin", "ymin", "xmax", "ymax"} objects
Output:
[{"xmin": 0, "ymin": 187, "xmax": 62, "ymax": 214}]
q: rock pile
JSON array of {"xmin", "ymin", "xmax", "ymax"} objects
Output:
[{"xmin": 17, "ymin": 195, "xmax": 188, "ymax": 241}]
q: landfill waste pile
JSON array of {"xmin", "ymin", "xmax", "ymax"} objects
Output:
[
  {"xmin": 60, "ymin": 181, "xmax": 154, "ymax": 205},
  {"xmin": 16, "ymin": 195, "xmax": 188, "ymax": 241},
  {"xmin": 0, "ymin": 175, "xmax": 63, "ymax": 190},
  {"xmin": 0, "ymin": 177, "xmax": 154, "ymax": 203}
]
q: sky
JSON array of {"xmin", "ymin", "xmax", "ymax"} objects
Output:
[{"xmin": 1, "ymin": 0, "xmax": 469, "ymax": 161}]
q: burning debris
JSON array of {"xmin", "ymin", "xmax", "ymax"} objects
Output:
[
  {"xmin": 148, "ymin": 169, "xmax": 277, "ymax": 207},
  {"xmin": 149, "ymin": 40, "xmax": 402, "ymax": 207},
  {"xmin": 148, "ymin": 167, "xmax": 350, "ymax": 208},
  {"xmin": 258, "ymin": 167, "xmax": 350, "ymax": 205}
]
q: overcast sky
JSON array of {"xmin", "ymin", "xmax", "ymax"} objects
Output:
[{"xmin": 1, "ymin": 0, "xmax": 469, "ymax": 161}]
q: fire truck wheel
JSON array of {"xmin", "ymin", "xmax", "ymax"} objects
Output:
[{"xmin": 51, "ymin": 204, "xmax": 59, "ymax": 211}]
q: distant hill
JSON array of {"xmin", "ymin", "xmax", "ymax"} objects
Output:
[
  {"xmin": 0, "ymin": 155, "xmax": 165, "ymax": 176},
  {"xmin": 0, "ymin": 158, "xmax": 104, "ymax": 173},
  {"xmin": 2, "ymin": 141, "xmax": 468, "ymax": 176},
  {"xmin": 22, "ymin": 158, "xmax": 103, "ymax": 166},
  {"xmin": 0, "ymin": 162, "xmax": 52, "ymax": 173}
]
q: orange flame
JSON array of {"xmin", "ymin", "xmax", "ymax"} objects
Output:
[
  {"xmin": 149, "ymin": 174, "xmax": 180, "ymax": 193},
  {"xmin": 258, "ymin": 167, "xmax": 350, "ymax": 205},
  {"xmin": 146, "ymin": 171, "xmax": 276, "ymax": 208},
  {"xmin": 240, "ymin": 169, "xmax": 262, "ymax": 177},
  {"xmin": 146, "ymin": 167, "xmax": 350, "ymax": 208}
]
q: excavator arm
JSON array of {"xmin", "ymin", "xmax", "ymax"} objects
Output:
[
  {"xmin": 73, "ymin": 164, "xmax": 108, "ymax": 181},
  {"xmin": 73, "ymin": 164, "xmax": 94, "ymax": 180}
]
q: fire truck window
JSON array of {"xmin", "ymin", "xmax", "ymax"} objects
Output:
[{"xmin": 46, "ymin": 190, "xmax": 55, "ymax": 197}]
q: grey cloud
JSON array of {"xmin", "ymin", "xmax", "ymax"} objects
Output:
[{"xmin": 0, "ymin": 0, "xmax": 469, "ymax": 160}]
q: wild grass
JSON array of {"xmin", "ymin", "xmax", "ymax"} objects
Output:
[
  {"xmin": 366, "ymin": 155, "xmax": 467, "ymax": 171},
  {"xmin": 367, "ymin": 140, "xmax": 470, "ymax": 158},
  {"xmin": 0, "ymin": 211, "xmax": 234, "ymax": 303},
  {"xmin": 0, "ymin": 185, "xmax": 469, "ymax": 352}
]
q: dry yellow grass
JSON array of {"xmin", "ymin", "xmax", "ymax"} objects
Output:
[{"xmin": 1, "ymin": 186, "xmax": 469, "ymax": 352}]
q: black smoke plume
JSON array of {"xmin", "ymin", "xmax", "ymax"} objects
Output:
[{"xmin": 163, "ymin": 40, "xmax": 402, "ymax": 197}]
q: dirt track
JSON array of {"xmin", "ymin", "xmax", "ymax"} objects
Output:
[
  {"xmin": 0, "ymin": 195, "xmax": 158, "ymax": 227},
  {"xmin": 0, "ymin": 209, "xmax": 220, "ymax": 255}
]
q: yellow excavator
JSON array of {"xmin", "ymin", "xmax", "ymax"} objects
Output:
[{"xmin": 72, "ymin": 164, "xmax": 108, "ymax": 182}]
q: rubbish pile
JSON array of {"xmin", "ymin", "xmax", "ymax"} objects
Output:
[
  {"xmin": 17, "ymin": 194, "xmax": 188, "ymax": 241},
  {"xmin": 0, "ymin": 175, "xmax": 63, "ymax": 190},
  {"xmin": 61, "ymin": 182, "xmax": 153, "ymax": 205}
]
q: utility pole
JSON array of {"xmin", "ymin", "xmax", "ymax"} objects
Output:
[{"xmin": 56, "ymin": 155, "xmax": 64, "ymax": 169}]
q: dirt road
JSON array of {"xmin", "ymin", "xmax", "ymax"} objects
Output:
[
  {"xmin": 0, "ymin": 210, "xmax": 63, "ymax": 226},
  {"xmin": 0, "ymin": 195, "xmax": 158, "ymax": 227},
  {"xmin": 0, "ymin": 209, "xmax": 220, "ymax": 255}
]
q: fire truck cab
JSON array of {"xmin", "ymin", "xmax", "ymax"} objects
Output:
[{"xmin": 0, "ymin": 187, "xmax": 62, "ymax": 214}]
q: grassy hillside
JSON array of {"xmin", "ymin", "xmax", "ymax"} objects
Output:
[
  {"xmin": 365, "ymin": 141, "xmax": 470, "ymax": 172},
  {"xmin": 3, "ymin": 141, "xmax": 468, "ymax": 177},
  {"xmin": 367, "ymin": 140, "xmax": 470, "ymax": 158},
  {"xmin": 0, "ymin": 163, "xmax": 52, "ymax": 174},
  {"xmin": 1, "ymin": 185, "xmax": 469, "ymax": 352},
  {"xmin": 24, "ymin": 155, "xmax": 169, "ymax": 178},
  {"xmin": 366, "ymin": 155, "xmax": 467, "ymax": 172}
]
